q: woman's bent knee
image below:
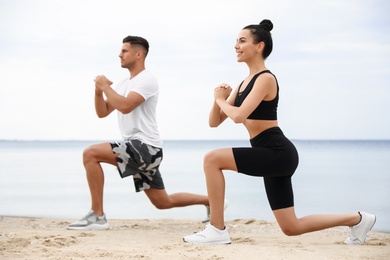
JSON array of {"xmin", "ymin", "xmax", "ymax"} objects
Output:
[
  {"xmin": 203, "ymin": 149, "xmax": 235, "ymax": 171},
  {"xmin": 278, "ymin": 220, "xmax": 303, "ymax": 236},
  {"xmin": 280, "ymin": 225, "xmax": 301, "ymax": 236},
  {"xmin": 273, "ymin": 207, "xmax": 303, "ymax": 236},
  {"xmin": 203, "ymin": 150, "xmax": 216, "ymax": 166}
]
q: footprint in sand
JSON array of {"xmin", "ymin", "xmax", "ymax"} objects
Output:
[{"xmin": 42, "ymin": 235, "xmax": 78, "ymax": 247}]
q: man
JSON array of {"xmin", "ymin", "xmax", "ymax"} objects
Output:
[{"xmin": 67, "ymin": 36, "xmax": 214, "ymax": 230}]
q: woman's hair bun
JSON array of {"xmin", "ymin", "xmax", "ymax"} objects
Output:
[{"xmin": 259, "ymin": 19, "xmax": 273, "ymax": 32}]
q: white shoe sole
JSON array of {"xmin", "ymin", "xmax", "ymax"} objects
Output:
[{"xmin": 67, "ymin": 223, "xmax": 109, "ymax": 230}]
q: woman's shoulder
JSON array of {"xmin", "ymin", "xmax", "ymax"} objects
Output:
[{"xmin": 255, "ymin": 71, "xmax": 276, "ymax": 84}]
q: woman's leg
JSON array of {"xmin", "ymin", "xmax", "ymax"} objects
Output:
[
  {"xmin": 203, "ymin": 148, "xmax": 237, "ymax": 230},
  {"xmin": 273, "ymin": 207, "xmax": 361, "ymax": 236},
  {"xmin": 263, "ymin": 175, "xmax": 361, "ymax": 236}
]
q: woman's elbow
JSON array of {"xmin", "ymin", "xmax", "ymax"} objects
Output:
[
  {"xmin": 209, "ymin": 119, "xmax": 222, "ymax": 128},
  {"xmin": 231, "ymin": 114, "xmax": 245, "ymax": 124}
]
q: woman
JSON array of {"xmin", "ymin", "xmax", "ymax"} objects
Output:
[{"xmin": 183, "ymin": 19, "xmax": 375, "ymax": 245}]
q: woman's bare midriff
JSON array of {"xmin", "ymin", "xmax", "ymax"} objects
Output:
[{"xmin": 244, "ymin": 120, "xmax": 279, "ymax": 139}]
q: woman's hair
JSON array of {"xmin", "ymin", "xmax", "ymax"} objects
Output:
[
  {"xmin": 122, "ymin": 35, "xmax": 149, "ymax": 56},
  {"xmin": 243, "ymin": 19, "xmax": 273, "ymax": 59}
]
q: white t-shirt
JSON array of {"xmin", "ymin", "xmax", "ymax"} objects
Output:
[{"xmin": 114, "ymin": 70, "xmax": 162, "ymax": 148}]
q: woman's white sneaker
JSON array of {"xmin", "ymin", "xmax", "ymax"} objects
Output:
[
  {"xmin": 183, "ymin": 224, "xmax": 232, "ymax": 244},
  {"xmin": 344, "ymin": 211, "xmax": 376, "ymax": 245}
]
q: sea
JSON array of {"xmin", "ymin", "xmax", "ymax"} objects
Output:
[{"xmin": 0, "ymin": 140, "xmax": 389, "ymax": 232}]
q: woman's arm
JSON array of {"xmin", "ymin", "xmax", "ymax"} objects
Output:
[
  {"xmin": 215, "ymin": 74, "xmax": 276, "ymax": 124},
  {"xmin": 209, "ymin": 100, "xmax": 227, "ymax": 127},
  {"xmin": 209, "ymin": 84, "xmax": 236, "ymax": 127}
]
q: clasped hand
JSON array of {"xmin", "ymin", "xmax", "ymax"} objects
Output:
[
  {"xmin": 94, "ymin": 75, "xmax": 113, "ymax": 91},
  {"xmin": 214, "ymin": 83, "xmax": 232, "ymax": 100}
]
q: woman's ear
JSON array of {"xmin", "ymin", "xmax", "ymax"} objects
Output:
[{"xmin": 257, "ymin": 42, "xmax": 265, "ymax": 54}]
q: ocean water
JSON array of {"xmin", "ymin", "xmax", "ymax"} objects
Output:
[{"xmin": 0, "ymin": 140, "xmax": 389, "ymax": 232}]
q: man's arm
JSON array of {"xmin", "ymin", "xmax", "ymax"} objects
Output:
[
  {"xmin": 95, "ymin": 88, "xmax": 115, "ymax": 118},
  {"xmin": 94, "ymin": 75, "xmax": 144, "ymax": 116}
]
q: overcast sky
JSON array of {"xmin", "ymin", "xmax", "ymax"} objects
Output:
[{"xmin": 1, "ymin": 0, "xmax": 389, "ymax": 141}]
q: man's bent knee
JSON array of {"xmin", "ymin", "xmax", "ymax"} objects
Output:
[
  {"xmin": 152, "ymin": 201, "xmax": 172, "ymax": 210},
  {"xmin": 145, "ymin": 189, "xmax": 173, "ymax": 209},
  {"xmin": 83, "ymin": 146, "xmax": 96, "ymax": 165},
  {"xmin": 83, "ymin": 143, "xmax": 115, "ymax": 165}
]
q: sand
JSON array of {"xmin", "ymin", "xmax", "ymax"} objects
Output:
[{"xmin": 1, "ymin": 216, "xmax": 389, "ymax": 259}]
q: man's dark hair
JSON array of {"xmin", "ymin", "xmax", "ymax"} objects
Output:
[{"xmin": 123, "ymin": 36, "xmax": 149, "ymax": 56}]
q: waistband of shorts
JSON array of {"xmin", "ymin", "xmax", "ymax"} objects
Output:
[
  {"xmin": 250, "ymin": 127, "xmax": 283, "ymax": 144},
  {"xmin": 113, "ymin": 139, "xmax": 162, "ymax": 150}
]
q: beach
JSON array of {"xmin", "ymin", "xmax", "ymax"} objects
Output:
[
  {"xmin": 1, "ymin": 140, "xmax": 389, "ymax": 259},
  {"xmin": 1, "ymin": 216, "xmax": 389, "ymax": 259}
]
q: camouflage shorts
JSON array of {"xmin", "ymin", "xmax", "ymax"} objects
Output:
[{"xmin": 110, "ymin": 139, "xmax": 165, "ymax": 192}]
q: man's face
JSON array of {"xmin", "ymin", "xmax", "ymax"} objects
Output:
[{"xmin": 119, "ymin": 43, "xmax": 137, "ymax": 68}]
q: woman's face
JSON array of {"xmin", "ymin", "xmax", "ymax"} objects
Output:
[{"xmin": 235, "ymin": 29, "xmax": 261, "ymax": 62}]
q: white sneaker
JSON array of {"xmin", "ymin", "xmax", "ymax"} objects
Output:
[
  {"xmin": 183, "ymin": 224, "xmax": 232, "ymax": 244},
  {"xmin": 67, "ymin": 210, "xmax": 109, "ymax": 230},
  {"xmin": 344, "ymin": 212, "xmax": 376, "ymax": 245},
  {"xmin": 202, "ymin": 199, "xmax": 230, "ymax": 223}
]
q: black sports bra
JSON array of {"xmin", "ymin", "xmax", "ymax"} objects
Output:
[{"xmin": 234, "ymin": 70, "xmax": 278, "ymax": 120}]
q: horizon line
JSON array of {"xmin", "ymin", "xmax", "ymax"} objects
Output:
[{"xmin": 1, "ymin": 139, "xmax": 390, "ymax": 142}]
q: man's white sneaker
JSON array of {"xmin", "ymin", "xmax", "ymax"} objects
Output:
[
  {"xmin": 183, "ymin": 224, "xmax": 232, "ymax": 244},
  {"xmin": 202, "ymin": 199, "xmax": 230, "ymax": 223},
  {"xmin": 67, "ymin": 210, "xmax": 109, "ymax": 230},
  {"xmin": 344, "ymin": 211, "xmax": 376, "ymax": 245}
]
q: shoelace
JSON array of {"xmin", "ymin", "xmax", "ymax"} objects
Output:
[{"xmin": 196, "ymin": 225, "xmax": 212, "ymax": 235}]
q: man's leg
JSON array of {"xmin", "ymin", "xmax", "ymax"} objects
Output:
[
  {"xmin": 144, "ymin": 188, "xmax": 209, "ymax": 209},
  {"xmin": 83, "ymin": 142, "xmax": 118, "ymax": 216}
]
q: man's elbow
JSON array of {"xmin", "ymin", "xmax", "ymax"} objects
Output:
[
  {"xmin": 96, "ymin": 111, "xmax": 107, "ymax": 118},
  {"xmin": 98, "ymin": 111, "xmax": 111, "ymax": 118},
  {"xmin": 117, "ymin": 105, "xmax": 133, "ymax": 114}
]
